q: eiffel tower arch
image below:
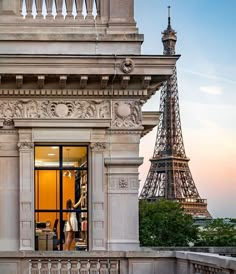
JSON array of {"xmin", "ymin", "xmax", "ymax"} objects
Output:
[{"xmin": 139, "ymin": 7, "xmax": 211, "ymax": 219}]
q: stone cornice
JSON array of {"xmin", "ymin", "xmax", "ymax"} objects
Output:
[
  {"xmin": 0, "ymin": 55, "xmax": 179, "ymax": 76},
  {"xmin": 0, "ymin": 55, "xmax": 178, "ymax": 98}
]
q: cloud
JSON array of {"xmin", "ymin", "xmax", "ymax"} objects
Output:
[
  {"xmin": 179, "ymin": 67, "xmax": 236, "ymax": 85},
  {"xmin": 200, "ymin": 86, "xmax": 223, "ymax": 95}
]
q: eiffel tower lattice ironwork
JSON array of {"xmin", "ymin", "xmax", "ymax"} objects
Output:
[{"xmin": 139, "ymin": 7, "xmax": 211, "ymax": 218}]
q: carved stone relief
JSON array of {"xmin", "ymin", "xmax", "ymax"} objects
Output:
[
  {"xmin": 0, "ymin": 99, "xmax": 110, "ymax": 121},
  {"xmin": 120, "ymin": 58, "xmax": 135, "ymax": 74},
  {"xmin": 112, "ymin": 101, "xmax": 142, "ymax": 128},
  {"xmin": 109, "ymin": 177, "xmax": 139, "ymax": 191},
  {"xmin": 90, "ymin": 142, "xmax": 106, "ymax": 151},
  {"xmin": 17, "ymin": 142, "xmax": 34, "ymax": 150}
]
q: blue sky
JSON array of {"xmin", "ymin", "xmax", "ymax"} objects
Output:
[{"xmin": 135, "ymin": 0, "xmax": 236, "ymax": 218}]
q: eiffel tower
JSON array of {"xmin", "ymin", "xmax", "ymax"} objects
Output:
[{"xmin": 139, "ymin": 7, "xmax": 211, "ymax": 218}]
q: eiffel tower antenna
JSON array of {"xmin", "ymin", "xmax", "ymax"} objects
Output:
[{"xmin": 139, "ymin": 6, "xmax": 211, "ymax": 218}]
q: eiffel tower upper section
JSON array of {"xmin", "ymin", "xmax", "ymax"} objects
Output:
[{"xmin": 140, "ymin": 7, "xmax": 211, "ymax": 219}]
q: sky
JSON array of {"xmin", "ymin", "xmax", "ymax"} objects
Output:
[{"xmin": 135, "ymin": 0, "xmax": 236, "ymax": 218}]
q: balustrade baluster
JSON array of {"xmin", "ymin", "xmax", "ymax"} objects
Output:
[
  {"xmin": 25, "ymin": 0, "xmax": 33, "ymax": 18},
  {"xmin": 50, "ymin": 260, "xmax": 59, "ymax": 274},
  {"xmin": 35, "ymin": 0, "xmax": 43, "ymax": 18},
  {"xmin": 80, "ymin": 260, "xmax": 89, "ymax": 274},
  {"xmin": 100, "ymin": 260, "xmax": 108, "ymax": 274},
  {"xmin": 75, "ymin": 0, "xmax": 84, "ymax": 19},
  {"xmin": 45, "ymin": 0, "xmax": 53, "ymax": 18},
  {"xmin": 85, "ymin": 0, "xmax": 94, "ymax": 20},
  {"xmin": 55, "ymin": 0, "xmax": 63, "ymax": 18},
  {"xmin": 29, "ymin": 260, "xmax": 40, "ymax": 274},
  {"xmin": 110, "ymin": 260, "xmax": 119, "ymax": 274},
  {"xmin": 40, "ymin": 260, "xmax": 49, "ymax": 274},
  {"xmin": 61, "ymin": 260, "xmax": 69, "ymax": 274},
  {"xmin": 90, "ymin": 260, "xmax": 99, "ymax": 274},
  {"xmin": 66, "ymin": 0, "xmax": 74, "ymax": 18},
  {"xmin": 95, "ymin": 0, "xmax": 100, "ymax": 18},
  {"xmin": 70, "ymin": 260, "xmax": 79, "ymax": 274}
]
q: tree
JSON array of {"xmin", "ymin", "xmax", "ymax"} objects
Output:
[
  {"xmin": 196, "ymin": 218, "xmax": 236, "ymax": 246},
  {"xmin": 139, "ymin": 199, "xmax": 198, "ymax": 246}
]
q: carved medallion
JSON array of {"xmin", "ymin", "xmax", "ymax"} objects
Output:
[
  {"xmin": 112, "ymin": 101, "xmax": 142, "ymax": 128},
  {"xmin": 120, "ymin": 58, "xmax": 135, "ymax": 74}
]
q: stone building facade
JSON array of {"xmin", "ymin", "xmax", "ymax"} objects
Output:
[{"xmin": 0, "ymin": 0, "xmax": 178, "ymax": 254}]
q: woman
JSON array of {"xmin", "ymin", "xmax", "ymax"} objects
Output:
[{"xmin": 65, "ymin": 198, "xmax": 81, "ymax": 251}]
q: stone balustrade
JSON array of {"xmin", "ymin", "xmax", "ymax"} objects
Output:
[
  {"xmin": 0, "ymin": 250, "xmax": 236, "ymax": 273},
  {"xmin": 22, "ymin": 0, "xmax": 98, "ymax": 20}
]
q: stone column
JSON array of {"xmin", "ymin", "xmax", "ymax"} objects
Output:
[
  {"xmin": 0, "ymin": 129, "xmax": 19, "ymax": 251},
  {"xmin": 18, "ymin": 129, "xmax": 34, "ymax": 250},
  {"xmin": 90, "ymin": 142, "xmax": 106, "ymax": 250}
]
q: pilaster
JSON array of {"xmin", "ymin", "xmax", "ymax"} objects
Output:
[
  {"xmin": 0, "ymin": 129, "xmax": 19, "ymax": 250},
  {"xmin": 105, "ymin": 156, "xmax": 142, "ymax": 251},
  {"xmin": 18, "ymin": 129, "xmax": 34, "ymax": 251},
  {"xmin": 90, "ymin": 142, "xmax": 107, "ymax": 250}
]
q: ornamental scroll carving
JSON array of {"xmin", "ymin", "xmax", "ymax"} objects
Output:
[
  {"xmin": 112, "ymin": 101, "xmax": 142, "ymax": 128},
  {"xmin": 0, "ymin": 100, "xmax": 110, "ymax": 120}
]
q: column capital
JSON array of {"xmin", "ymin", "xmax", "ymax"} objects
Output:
[
  {"xmin": 90, "ymin": 142, "xmax": 106, "ymax": 151},
  {"xmin": 17, "ymin": 141, "xmax": 34, "ymax": 151}
]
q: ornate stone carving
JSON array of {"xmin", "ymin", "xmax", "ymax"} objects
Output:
[
  {"xmin": 3, "ymin": 118, "xmax": 14, "ymax": 127},
  {"xmin": 112, "ymin": 101, "xmax": 142, "ymax": 128},
  {"xmin": 90, "ymin": 142, "xmax": 106, "ymax": 151},
  {"xmin": 0, "ymin": 100, "xmax": 110, "ymax": 120},
  {"xmin": 17, "ymin": 142, "xmax": 34, "ymax": 150},
  {"xmin": 109, "ymin": 177, "xmax": 139, "ymax": 191},
  {"xmin": 120, "ymin": 58, "xmax": 135, "ymax": 74},
  {"xmin": 119, "ymin": 178, "xmax": 128, "ymax": 189}
]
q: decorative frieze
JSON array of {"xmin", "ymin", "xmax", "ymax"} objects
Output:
[
  {"xmin": 0, "ymin": 99, "xmax": 110, "ymax": 120},
  {"xmin": 112, "ymin": 101, "xmax": 142, "ymax": 128}
]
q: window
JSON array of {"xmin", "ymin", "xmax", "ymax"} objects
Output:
[{"xmin": 34, "ymin": 145, "xmax": 88, "ymax": 251}]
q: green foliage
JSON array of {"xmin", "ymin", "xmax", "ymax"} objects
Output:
[
  {"xmin": 196, "ymin": 218, "xmax": 236, "ymax": 246},
  {"xmin": 139, "ymin": 199, "xmax": 198, "ymax": 246}
]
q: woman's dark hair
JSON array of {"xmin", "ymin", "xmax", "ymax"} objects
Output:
[{"xmin": 66, "ymin": 199, "xmax": 73, "ymax": 210}]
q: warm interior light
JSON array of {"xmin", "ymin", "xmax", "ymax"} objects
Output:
[
  {"xmin": 51, "ymin": 146, "xmax": 58, "ymax": 149},
  {"xmin": 48, "ymin": 153, "xmax": 55, "ymax": 156}
]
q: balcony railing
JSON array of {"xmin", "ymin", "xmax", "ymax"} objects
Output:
[
  {"xmin": 0, "ymin": 250, "xmax": 236, "ymax": 274},
  {"xmin": 21, "ymin": 0, "xmax": 99, "ymax": 19},
  {"xmin": 29, "ymin": 258, "xmax": 119, "ymax": 273}
]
